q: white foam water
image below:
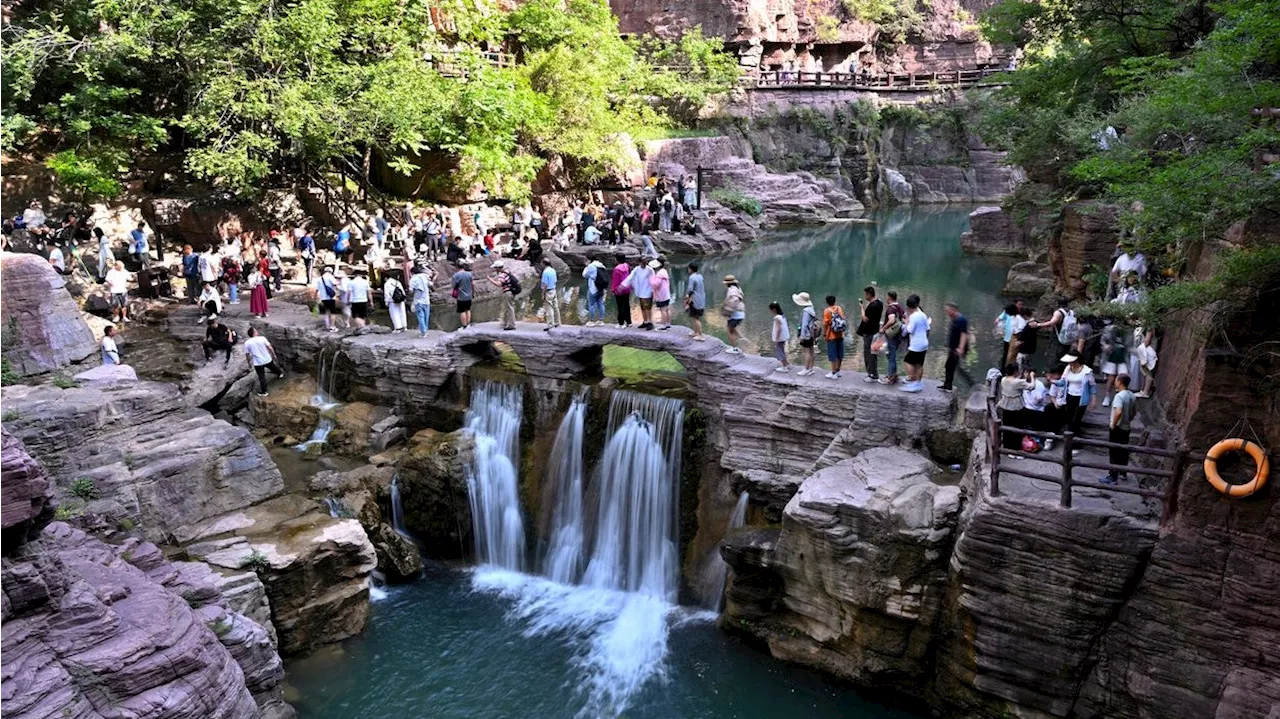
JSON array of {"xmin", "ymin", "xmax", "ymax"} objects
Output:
[{"xmin": 465, "ymin": 380, "xmax": 526, "ymax": 571}]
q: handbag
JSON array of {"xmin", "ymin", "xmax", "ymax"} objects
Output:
[{"xmin": 1021, "ymin": 435, "xmax": 1041, "ymax": 453}]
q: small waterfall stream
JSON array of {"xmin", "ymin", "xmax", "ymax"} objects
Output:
[
  {"xmin": 296, "ymin": 347, "xmax": 342, "ymax": 452},
  {"xmin": 389, "ymin": 475, "xmax": 409, "ymax": 537},
  {"xmin": 465, "ymin": 380, "xmax": 526, "ymax": 571},
  {"xmin": 542, "ymin": 393, "xmax": 588, "ymax": 584},
  {"xmin": 710, "ymin": 491, "xmax": 750, "ymax": 613}
]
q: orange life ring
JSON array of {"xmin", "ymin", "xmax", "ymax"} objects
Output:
[{"xmin": 1204, "ymin": 438, "xmax": 1270, "ymax": 497}]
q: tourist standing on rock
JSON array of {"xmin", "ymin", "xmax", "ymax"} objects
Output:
[
  {"xmin": 383, "ymin": 272, "xmax": 407, "ymax": 333},
  {"xmin": 453, "ymin": 260, "xmax": 474, "ymax": 329},
  {"xmin": 1060, "ymin": 352, "xmax": 1094, "ymax": 435},
  {"xmin": 1105, "ymin": 375, "xmax": 1136, "ymax": 484},
  {"xmin": 624, "ymin": 258, "xmax": 655, "ymax": 330},
  {"xmin": 685, "ymin": 262, "xmax": 706, "ymax": 340},
  {"xmin": 995, "ymin": 300, "xmax": 1024, "ymax": 367},
  {"xmin": 901, "ymin": 295, "xmax": 930, "ymax": 393},
  {"xmin": 424, "ymin": 209, "xmax": 443, "ymax": 260},
  {"xmin": 996, "ymin": 364, "xmax": 1035, "ymax": 450},
  {"xmin": 793, "ymin": 292, "xmax": 817, "ymax": 375},
  {"xmin": 879, "ymin": 291, "xmax": 905, "ymax": 385},
  {"xmin": 651, "ymin": 259, "xmax": 672, "ymax": 330},
  {"xmin": 540, "ymin": 258, "xmax": 560, "ymax": 331},
  {"xmin": 203, "ymin": 316, "xmax": 234, "ymax": 363},
  {"xmin": 1099, "ymin": 321, "xmax": 1128, "ymax": 407},
  {"xmin": 248, "ymin": 264, "xmax": 270, "ymax": 318},
  {"xmin": 682, "ymin": 175, "xmax": 697, "ymax": 210},
  {"xmin": 101, "ymin": 325, "xmax": 121, "ymax": 365},
  {"xmin": 583, "ymin": 259, "xmax": 608, "ymax": 326},
  {"xmin": 611, "ymin": 255, "xmax": 633, "ymax": 327},
  {"xmin": 199, "ymin": 244, "xmax": 220, "ymax": 288},
  {"xmin": 410, "ymin": 264, "xmax": 434, "ymax": 337},
  {"xmin": 102, "ymin": 259, "xmax": 132, "ymax": 325},
  {"xmin": 1022, "ymin": 369, "xmax": 1049, "ymax": 432},
  {"xmin": 221, "ymin": 249, "xmax": 242, "ymax": 305},
  {"xmin": 488, "ymin": 260, "xmax": 520, "ymax": 331},
  {"xmin": 94, "ymin": 228, "xmax": 112, "ymax": 280},
  {"xmin": 298, "ymin": 230, "xmax": 317, "ymax": 283},
  {"xmin": 243, "ymin": 327, "xmax": 285, "ymax": 397},
  {"xmin": 347, "ymin": 268, "xmax": 370, "ymax": 329},
  {"xmin": 770, "ymin": 302, "xmax": 790, "ymax": 372},
  {"xmin": 129, "ymin": 222, "xmax": 150, "ymax": 270},
  {"xmin": 267, "ymin": 234, "xmax": 284, "ymax": 292},
  {"xmin": 822, "ymin": 294, "xmax": 846, "ymax": 379},
  {"xmin": 939, "ymin": 302, "xmax": 970, "ymax": 393},
  {"xmin": 1015, "ymin": 306, "xmax": 1039, "ymax": 370},
  {"xmin": 659, "ymin": 191, "xmax": 675, "ymax": 232},
  {"xmin": 197, "ymin": 281, "xmax": 223, "ymax": 323},
  {"xmin": 311, "ymin": 265, "xmax": 340, "ymax": 332},
  {"xmin": 1109, "ymin": 242, "xmax": 1147, "ymax": 296},
  {"xmin": 1043, "ymin": 366, "xmax": 1067, "ymax": 438},
  {"xmin": 857, "ymin": 286, "xmax": 883, "ymax": 382},
  {"xmin": 181, "ymin": 245, "xmax": 200, "ymax": 302},
  {"xmin": 721, "ymin": 275, "xmax": 745, "ymax": 354}
]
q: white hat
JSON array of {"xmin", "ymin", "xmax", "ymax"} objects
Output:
[
  {"xmin": 648, "ymin": 259, "xmax": 661, "ymax": 269},
  {"xmin": 1060, "ymin": 353, "xmax": 1079, "ymax": 363},
  {"xmin": 492, "ymin": 260, "xmax": 506, "ymax": 269},
  {"xmin": 792, "ymin": 292, "xmax": 812, "ymax": 307}
]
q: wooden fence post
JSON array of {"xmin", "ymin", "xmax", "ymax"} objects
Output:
[
  {"xmin": 990, "ymin": 416, "xmax": 1002, "ymax": 496},
  {"xmin": 1060, "ymin": 431, "xmax": 1075, "ymax": 507}
]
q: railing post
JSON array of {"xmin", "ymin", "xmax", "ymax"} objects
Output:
[
  {"xmin": 1060, "ymin": 431, "xmax": 1075, "ymax": 507},
  {"xmin": 990, "ymin": 416, "xmax": 1002, "ymax": 496}
]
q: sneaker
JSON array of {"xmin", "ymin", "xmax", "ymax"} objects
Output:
[
  {"xmin": 328, "ymin": 327, "xmax": 338, "ymax": 333},
  {"xmin": 863, "ymin": 376, "xmax": 878, "ymax": 383},
  {"xmin": 878, "ymin": 377, "xmax": 893, "ymax": 385},
  {"xmin": 939, "ymin": 386, "xmax": 953, "ymax": 393},
  {"xmin": 724, "ymin": 347, "xmax": 741, "ymax": 354},
  {"xmin": 824, "ymin": 371, "xmax": 835, "ymax": 379},
  {"xmin": 544, "ymin": 326, "xmax": 553, "ymax": 332},
  {"xmin": 1044, "ymin": 439, "xmax": 1054, "ymax": 450},
  {"xmin": 659, "ymin": 325, "xmax": 671, "ymax": 331},
  {"xmin": 256, "ymin": 392, "xmax": 269, "ymax": 398},
  {"xmin": 900, "ymin": 382, "xmax": 922, "ymax": 393},
  {"xmin": 692, "ymin": 335, "xmax": 706, "ymax": 341},
  {"xmin": 1102, "ymin": 397, "xmax": 1111, "ymax": 407},
  {"xmin": 123, "ymin": 317, "xmax": 132, "ymax": 324},
  {"xmin": 197, "ymin": 317, "xmax": 205, "ymax": 324},
  {"xmin": 798, "ymin": 368, "xmax": 813, "ymax": 376},
  {"xmin": 1100, "ymin": 474, "xmax": 1118, "ymax": 485},
  {"xmin": 209, "ymin": 314, "xmax": 218, "ymax": 320},
  {"xmin": 774, "ymin": 366, "xmax": 789, "ymax": 373}
]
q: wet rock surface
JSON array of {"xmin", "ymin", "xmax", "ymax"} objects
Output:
[{"xmin": 1, "ymin": 428, "xmax": 54, "ymax": 546}]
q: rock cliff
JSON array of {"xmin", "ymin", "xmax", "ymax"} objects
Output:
[
  {"xmin": 0, "ymin": 251, "xmax": 97, "ymax": 376},
  {"xmin": 0, "ymin": 433, "xmax": 292, "ymax": 719},
  {"xmin": 1, "ymin": 427, "xmax": 54, "ymax": 547}
]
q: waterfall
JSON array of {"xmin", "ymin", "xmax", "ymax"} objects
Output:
[
  {"xmin": 465, "ymin": 380, "xmax": 526, "ymax": 571},
  {"xmin": 296, "ymin": 416, "xmax": 335, "ymax": 451},
  {"xmin": 296, "ymin": 346, "xmax": 342, "ymax": 451},
  {"xmin": 322, "ymin": 497, "xmax": 346, "ymax": 518},
  {"xmin": 542, "ymin": 394, "xmax": 587, "ymax": 584},
  {"xmin": 709, "ymin": 491, "xmax": 750, "ymax": 613},
  {"xmin": 389, "ymin": 474, "xmax": 408, "ymax": 537}
]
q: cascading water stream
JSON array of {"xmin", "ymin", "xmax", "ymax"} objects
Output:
[
  {"xmin": 389, "ymin": 474, "xmax": 409, "ymax": 537},
  {"xmin": 708, "ymin": 491, "xmax": 750, "ymax": 613},
  {"xmin": 542, "ymin": 393, "xmax": 588, "ymax": 584},
  {"xmin": 465, "ymin": 380, "xmax": 526, "ymax": 571},
  {"xmin": 296, "ymin": 346, "xmax": 342, "ymax": 452}
]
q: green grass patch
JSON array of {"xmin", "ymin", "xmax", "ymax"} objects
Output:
[{"xmin": 602, "ymin": 346, "xmax": 686, "ymax": 383}]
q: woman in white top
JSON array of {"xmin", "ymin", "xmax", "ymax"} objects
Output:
[
  {"xmin": 197, "ymin": 282, "xmax": 223, "ymax": 323},
  {"xmin": 769, "ymin": 301, "xmax": 790, "ymax": 372},
  {"xmin": 383, "ymin": 275, "xmax": 408, "ymax": 333},
  {"xmin": 1060, "ymin": 352, "xmax": 1095, "ymax": 435}
]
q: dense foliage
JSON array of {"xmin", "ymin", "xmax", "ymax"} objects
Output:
[
  {"xmin": 1, "ymin": 0, "xmax": 738, "ymax": 201},
  {"xmin": 977, "ymin": 0, "xmax": 1280, "ymax": 329}
]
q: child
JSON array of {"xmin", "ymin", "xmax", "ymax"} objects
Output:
[{"xmin": 770, "ymin": 301, "xmax": 790, "ymax": 373}]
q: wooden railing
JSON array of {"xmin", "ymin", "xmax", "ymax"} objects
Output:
[
  {"xmin": 425, "ymin": 49, "xmax": 517, "ymax": 77},
  {"xmin": 986, "ymin": 399, "xmax": 1193, "ymax": 509},
  {"xmin": 747, "ymin": 67, "xmax": 1008, "ymax": 91}
]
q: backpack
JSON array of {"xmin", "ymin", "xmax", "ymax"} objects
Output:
[
  {"xmin": 506, "ymin": 274, "xmax": 522, "ymax": 296},
  {"xmin": 321, "ymin": 277, "xmax": 336, "ymax": 300},
  {"xmin": 592, "ymin": 266, "xmax": 610, "ymax": 293},
  {"xmin": 1057, "ymin": 309, "xmax": 1078, "ymax": 345},
  {"xmin": 829, "ymin": 308, "xmax": 848, "ymax": 335},
  {"xmin": 663, "ymin": 198, "xmax": 674, "ymax": 212},
  {"xmin": 391, "ymin": 284, "xmax": 405, "ymax": 304}
]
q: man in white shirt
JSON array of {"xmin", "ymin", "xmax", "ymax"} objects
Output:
[
  {"xmin": 310, "ymin": 266, "xmax": 340, "ymax": 332},
  {"xmin": 101, "ymin": 325, "xmax": 122, "ymax": 366},
  {"xmin": 347, "ymin": 269, "xmax": 371, "ymax": 328},
  {"xmin": 1110, "ymin": 242, "xmax": 1147, "ymax": 299},
  {"xmin": 408, "ymin": 266, "xmax": 433, "ymax": 337},
  {"xmin": 243, "ymin": 328, "xmax": 285, "ymax": 397},
  {"xmin": 623, "ymin": 259, "xmax": 655, "ymax": 330},
  {"xmin": 900, "ymin": 294, "xmax": 931, "ymax": 393},
  {"xmin": 540, "ymin": 259, "xmax": 559, "ymax": 331},
  {"xmin": 105, "ymin": 261, "xmax": 132, "ymax": 325},
  {"xmin": 48, "ymin": 244, "xmax": 67, "ymax": 274}
]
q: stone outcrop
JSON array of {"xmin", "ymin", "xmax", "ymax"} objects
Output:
[
  {"xmin": 721, "ymin": 448, "xmax": 961, "ymax": 691},
  {"xmin": 309, "ymin": 462, "xmax": 426, "ymax": 580},
  {"xmin": 2, "ymin": 519, "xmax": 292, "ymax": 719},
  {"xmin": 1001, "ymin": 260, "xmax": 1055, "ymax": 297},
  {"xmin": 253, "ymin": 302, "xmax": 956, "ymax": 517},
  {"xmin": 1, "ymin": 380, "xmax": 284, "ymax": 544},
  {"xmin": 1050, "ymin": 201, "xmax": 1120, "ymax": 297},
  {"xmin": 182, "ymin": 493, "xmax": 378, "ymax": 656},
  {"xmin": 960, "ymin": 205, "xmax": 1028, "ymax": 257},
  {"xmin": 1, "ymin": 427, "xmax": 54, "ymax": 548},
  {"xmin": 0, "ymin": 251, "xmax": 97, "ymax": 376},
  {"xmin": 395, "ymin": 429, "xmax": 475, "ymax": 559},
  {"xmin": 879, "ymin": 125, "xmax": 1025, "ymax": 205},
  {"xmin": 250, "ymin": 374, "xmax": 391, "ymax": 455}
]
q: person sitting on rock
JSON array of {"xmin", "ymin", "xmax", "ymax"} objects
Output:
[
  {"xmin": 203, "ymin": 317, "xmax": 235, "ymax": 365},
  {"xmin": 197, "ymin": 281, "xmax": 222, "ymax": 323},
  {"xmin": 101, "ymin": 325, "xmax": 121, "ymax": 366}
]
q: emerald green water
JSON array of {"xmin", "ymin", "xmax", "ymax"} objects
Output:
[{"xmin": 286, "ymin": 565, "xmax": 925, "ymax": 719}]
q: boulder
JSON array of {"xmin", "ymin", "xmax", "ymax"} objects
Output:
[
  {"xmin": 723, "ymin": 449, "xmax": 961, "ymax": 691},
  {"xmin": 960, "ymin": 205, "xmax": 1028, "ymax": 257},
  {"xmin": 1001, "ymin": 261, "xmax": 1055, "ymax": 297},
  {"xmin": 72, "ymin": 362, "xmax": 138, "ymax": 385},
  {"xmin": 0, "ymin": 428, "xmax": 54, "ymax": 547},
  {"xmin": 396, "ymin": 430, "xmax": 475, "ymax": 559},
  {"xmin": 1051, "ymin": 201, "xmax": 1120, "ymax": 298},
  {"xmin": 881, "ymin": 167, "xmax": 914, "ymax": 204},
  {"xmin": 0, "ymin": 252, "xmax": 97, "ymax": 376}
]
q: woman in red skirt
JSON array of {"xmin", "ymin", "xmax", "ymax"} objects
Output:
[{"xmin": 248, "ymin": 265, "xmax": 270, "ymax": 317}]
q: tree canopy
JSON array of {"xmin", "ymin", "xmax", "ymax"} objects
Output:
[{"xmin": 1, "ymin": 0, "xmax": 739, "ymax": 201}]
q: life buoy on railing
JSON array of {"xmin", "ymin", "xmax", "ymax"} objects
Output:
[{"xmin": 1204, "ymin": 438, "xmax": 1270, "ymax": 497}]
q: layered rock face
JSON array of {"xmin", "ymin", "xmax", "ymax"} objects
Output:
[
  {"xmin": 1, "ymin": 380, "xmax": 284, "ymax": 544},
  {"xmin": 0, "ymin": 251, "xmax": 97, "ymax": 376},
  {"xmin": 0, "ymin": 430, "xmax": 291, "ymax": 719},
  {"xmin": 723, "ymin": 449, "xmax": 961, "ymax": 691},
  {"xmin": 310, "ymin": 461, "xmax": 426, "ymax": 580},
  {"xmin": 879, "ymin": 125, "xmax": 1025, "ymax": 205},
  {"xmin": 1050, "ymin": 201, "xmax": 1120, "ymax": 297},
  {"xmin": 960, "ymin": 205, "xmax": 1027, "ymax": 257},
  {"xmin": 1, "ymin": 427, "xmax": 54, "ymax": 547}
]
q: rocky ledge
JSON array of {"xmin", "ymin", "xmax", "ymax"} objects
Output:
[{"xmin": 0, "ymin": 251, "xmax": 98, "ymax": 377}]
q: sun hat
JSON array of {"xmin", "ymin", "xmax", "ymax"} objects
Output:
[
  {"xmin": 722, "ymin": 274, "xmax": 738, "ymax": 284},
  {"xmin": 492, "ymin": 260, "xmax": 506, "ymax": 269},
  {"xmin": 1060, "ymin": 353, "xmax": 1080, "ymax": 363},
  {"xmin": 648, "ymin": 260, "xmax": 661, "ymax": 269},
  {"xmin": 792, "ymin": 292, "xmax": 812, "ymax": 307}
]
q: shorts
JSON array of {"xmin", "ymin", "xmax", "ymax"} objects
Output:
[
  {"xmin": 826, "ymin": 337, "xmax": 844, "ymax": 363},
  {"xmin": 687, "ymin": 307, "xmax": 704, "ymax": 318},
  {"xmin": 639, "ymin": 297, "xmax": 653, "ymax": 310},
  {"xmin": 111, "ymin": 293, "xmax": 127, "ymax": 308},
  {"xmin": 728, "ymin": 318, "xmax": 743, "ymax": 330},
  {"xmin": 799, "ymin": 338, "xmax": 814, "ymax": 349},
  {"xmin": 905, "ymin": 349, "xmax": 927, "ymax": 366},
  {"xmin": 456, "ymin": 299, "xmax": 473, "ymax": 313},
  {"xmin": 1101, "ymin": 361, "xmax": 1122, "ymax": 376},
  {"xmin": 656, "ymin": 299, "xmax": 670, "ymax": 308},
  {"xmin": 351, "ymin": 302, "xmax": 368, "ymax": 319},
  {"xmin": 321, "ymin": 299, "xmax": 336, "ymax": 313}
]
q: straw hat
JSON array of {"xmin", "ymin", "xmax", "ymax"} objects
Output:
[
  {"xmin": 1060, "ymin": 353, "xmax": 1080, "ymax": 363},
  {"xmin": 722, "ymin": 274, "xmax": 738, "ymax": 284},
  {"xmin": 792, "ymin": 292, "xmax": 812, "ymax": 307}
]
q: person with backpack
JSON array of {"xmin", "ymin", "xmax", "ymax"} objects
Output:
[
  {"xmin": 721, "ymin": 275, "xmax": 746, "ymax": 354},
  {"xmin": 879, "ymin": 290, "xmax": 905, "ymax": 385},
  {"xmin": 1099, "ymin": 321, "xmax": 1128, "ymax": 408},
  {"xmin": 384, "ymin": 272, "xmax": 408, "ymax": 333},
  {"xmin": 939, "ymin": 302, "xmax": 970, "ymax": 393},
  {"xmin": 1037, "ymin": 298, "xmax": 1078, "ymax": 362},
  {"xmin": 821, "ymin": 295, "xmax": 847, "ymax": 379},
  {"xmin": 900, "ymin": 295, "xmax": 930, "ymax": 393},
  {"xmin": 129, "ymin": 222, "xmax": 151, "ymax": 270},
  {"xmin": 686, "ymin": 262, "xmax": 707, "ymax": 340},
  {"xmin": 856, "ymin": 286, "xmax": 883, "ymax": 382},
  {"xmin": 298, "ymin": 231, "xmax": 317, "ymax": 284},
  {"xmin": 610, "ymin": 255, "xmax": 633, "ymax": 327},
  {"xmin": 583, "ymin": 259, "xmax": 608, "ymax": 326},
  {"xmin": 311, "ymin": 265, "xmax": 340, "ymax": 332},
  {"xmin": 994, "ymin": 300, "xmax": 1025, "ymax": 367},
  {"xmin": 793, "ymin": 292, "xmax": 818, "ymax": 375},
  {"xmin": 659, "ymin": 192, "xmax": 675, "ymax": 232},
  {"xmin": 487, "ymin": 260, "xmax": 521, "ymax": 330},
  {"xmin": 334, "ymin": 224, "xmax": 352, "ymax": 264},
  {"xmin": 408, "ymin": 264, "xmax": 434, "ymax": 336}
]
